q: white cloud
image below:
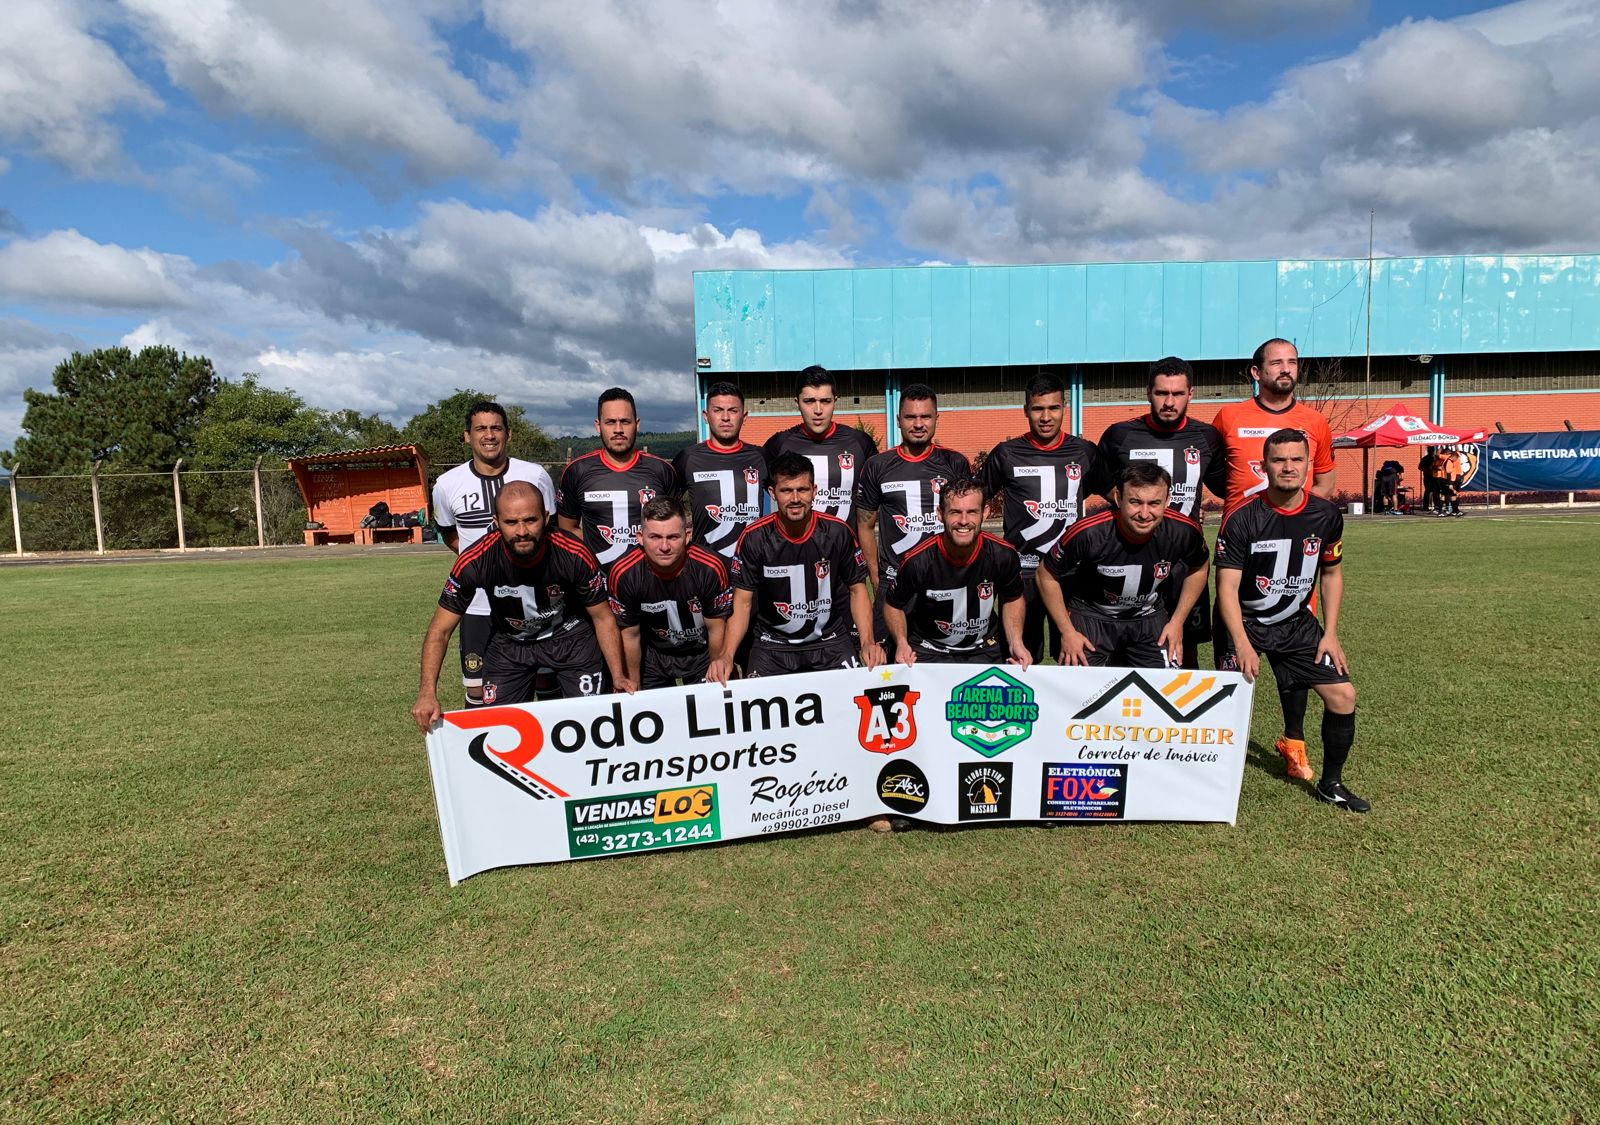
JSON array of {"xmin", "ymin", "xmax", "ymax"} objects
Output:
[
  {"xmin": 0, "ymin": 0, "xmax": 159, "ymax": 176},
  {"xmin": 0, "ymin": 230, "xmax": 195, "ymax": 308}
]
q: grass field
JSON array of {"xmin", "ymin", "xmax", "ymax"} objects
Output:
[{"xmin": 3, "ymin": 513, "xmax": 1597, "ymax": 1123}]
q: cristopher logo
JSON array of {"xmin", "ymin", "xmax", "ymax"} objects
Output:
[
  {"xmin": 946, "ymin": 668, "xmax": 1038, "ymax": 757},
  {"xmin": 1066, "ymin": 671, "xmax": 1240, "ymax": 751},
  {"xmin": 1040, "ymin": 763, "xmax": 1126, "ymax": 819},
  {"xmin": 876, "ymin": 760, "xmax": 929, "ymax": 814},
  {"xmin": 445, "ymin": 706, "xmax": 568, "ymax": 800},
  {"xmin": 855, "ymin": 683, "xmax": 920, "ymax": 754},
  {"xmin": 958, "ymin": 762, "xmax": 1012, "ymax": 821}
]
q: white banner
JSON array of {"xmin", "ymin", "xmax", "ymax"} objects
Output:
[{"xmin": 425, "ymin": 664, "xmax": 1255, "ymax": 883}]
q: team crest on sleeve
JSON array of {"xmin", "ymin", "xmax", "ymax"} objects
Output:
[
  {"xmin": 1184, "ymin": 446, "xmax": 1201, "ymax": 466},
  {"xmin": 977, "ymin": 580, "xmax": 994, "ymax": 601},
  {"xmin": 586, "ymin": 573, "xmax": 605, "ymax": 596},
  {"xmin": 608, "ymin": 595, "xmax": 625, "ymax": 615},
  {"xmin": 638, "ymin": 487, "xmax": 656, "ymax": 505},
  {"xmin": 1303, "ymin": 536, "xmax": 1322, "ymax": 557},
  {"xmin": 854, "ymin": 684, "xmax": 921, "ymax": 755},
  {"xmin": 838, "ymin": 452, "xmax": 854, "ymax": 471},
  {"xmin": 713, "ymin": 588, "xmax": 734, "ymax": 611},
  {"xmin": 444, "ymin": 577, "xmax": 461, "ymax": 598},
  {"xmin": 744, "ymin": 466, "xmax": 761, "ymax": 486},
  {"xmin": 815, "ymin": 558, "xmax": 831, "ymax": 581}
]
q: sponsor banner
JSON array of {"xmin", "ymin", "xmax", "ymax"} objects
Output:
[
  {"xmin": 1459, "ymin": 432, "xmax": 1600, "ymax": 492},
  {"xmin": 424, "ymin": 665, "xmax": 1254, "ymax": 883}
]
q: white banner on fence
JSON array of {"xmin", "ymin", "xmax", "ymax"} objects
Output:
[{"xmin": 425, "ymin": 663, "xmax": 1255, "ymax": 883}]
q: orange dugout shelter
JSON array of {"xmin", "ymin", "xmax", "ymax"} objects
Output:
[{"xmin": 288, "ymin": 445, "xmax": 431, "ymax": 545}]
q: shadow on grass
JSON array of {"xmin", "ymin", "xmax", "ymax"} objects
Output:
[{"xmin": 1245, "ymin": 737, "xmax": 1317, "ymax": 797}]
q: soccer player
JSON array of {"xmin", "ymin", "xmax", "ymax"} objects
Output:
[
  {"xmin": 1215, "ymin": 429, "xmax": 1368, "ymax": 812},
  {"xmin": 558, "ymin": 387, "xmax": 680, "ymax": 576},
  {"xmin": 1036, "ymin": 462, "xmax": 1209, "ymax": 668},
  {"xmin": 761, "ymin": 365, "xmax": 878, "ymax": 527},
  {"xmin": 1091, "ymin": 357, "xmax": 1227, "ymax": 668},
  {"xmin": 430, "ymin": 400, "xmax": 557, "ymax": 706},
  {"xmin": 883, "ymin": 478, "xmax": 1028, "ymax": 667},
  {"xmin": 708, "ymin": 452, "xmax": 883, "ymax": 682},
  {"xmin": 607, "ymin": 497, "xmax": 733, "ymax": 688},
  {"xmin": 1212, "ymin": 338, "xmax": 1336, "ymax": 511},
  {"xmin": 410, "ymin": 483, "xmax": 630, "ymax": 731},
  {"xmin": 978, "ymin": 371, "xmax": 1100, "ymax": 664},
  {"xmin": 855, "ymin": 384, "xmax": 972, "ymax": 639},
  {"xmin": 672, "ymin": 381, "xmax": 768, "ymax": 563}
]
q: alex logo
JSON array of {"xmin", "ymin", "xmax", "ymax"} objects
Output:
[
  {"xmin": 445, "ymin": 706, "xmax": 567, "ymax": 800},
  {"xmin": 855, "ymin": 684, "xmax": 920, "ymax": 754}
]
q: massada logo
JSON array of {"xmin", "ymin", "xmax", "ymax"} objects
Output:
[
  {"xmin": 855, "ymin": 683, "xmax": 921, "ymax": 754},
  {"xmin": 945, "ymin": 668, "xmax": 1039, "ymax": 758},
  {"xmin": 444, "ymin": 706, "xmax": 567, "ymax": 800}
]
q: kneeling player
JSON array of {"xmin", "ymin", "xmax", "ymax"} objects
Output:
[
  {"xmin": 1215, "ymin": 429, "xmax": 1368, "ymax": 812},
  {"xmin": 709, "ymin": 452, "xmax": 884, "ymax": 682},
  {"xmin": 1036, "ymin": 462, "xmax": 1209, "ymax": 668},
  {"xmin": 883, "ymin": 478, "xmax": 1029, "ymax": 667},
  {"xmin": 608, "ymin": 497, "xmax": 733, "ymax": 688},
  {"xmin": 410, "ymin": 482, "xmax": 631, "ymax": 731}
]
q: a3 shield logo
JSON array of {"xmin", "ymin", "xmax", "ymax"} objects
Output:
[
  {"xmin": 977, "ymin": 580, "xmax": 994, "ymax": 601},
  {"xmin": 639, "ymin": 487, "xmax": 656, "ymax": 505},
  {"xmin": 1184, "ymin": 445, "xmax": 1201, "ymax": 466},
  {"xmin": 744, "ymin": 466, "xmax": 761, "ymax": 486},
  {"xmin": 838, "ymin": 452, "xmax": 854, "ymax": 471},
  {"xmin": 1303, "ymin": 536, "xmax": 1321, "ymax": 557},
  {"xmin": 855, "ymin": 683, "xmax": 921, "ymax": 754},
  {"xmin": 1154, "ymin": 561, "xmax": 1171, "ymax": 581},
  {"xmin": 815, "ymin": 558, "xmax": 830, "ymax": 582}
]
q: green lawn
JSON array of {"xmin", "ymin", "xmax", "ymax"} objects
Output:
[{"xmin": 3, "ymin": 514, "xmax": 1597, "ymax": 1122}]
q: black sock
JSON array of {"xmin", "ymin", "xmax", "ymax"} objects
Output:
[
  {"xmin": 1322, "ymin": 710, "xmax": 1356, "ymax": 783},
  {"xmin": 1280, "ymin": 688, "xmax": 1308, "ymax": 741}
]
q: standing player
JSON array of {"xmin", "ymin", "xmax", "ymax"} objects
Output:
[
  {"xmin": 761, "ymin": 365, "xmax": 878, "ymax": 528},
  {"xmin": 883, "ymin": 478, "xmax": 1029, "ymax": 667},
  {"xmin": 607, "ymin": 498, "xmax": 733, "ymax": 688},
  {"xmin": 1036, "ymin": 463, "xmax": 1209, "ymax": 668},
  {"xmin": 1212, "ymin": 339, "xmax": 1337, "ymax": 767},
  {"xmin": 558, "ymin": 387, "xmax": 680, "ymax": 577},
  {"xmin": 979, "ymin": 372, "xmax": 1100, "ymax": 664},
  {"xmin": 1215, "ymin": 429, "xmax": 1367, "ymax": 812},
  {"xmin": 1091, "ymin": 357, "xmax": 1227, "ymax": 667},
  {"xmin": 430, "ymin": 400, "xmax": 556, "ymax": 707},
  {"xmin": 855, "ymin": 384, "xmax": 971, "ymax": 640},
  {"xmin": 709, "ymin": 452, "xmax": 883, "ymax": 682},
  {"xmin": 410, "ymin": 483, "xmax": 630, "ymax": 732},
  {"xmin": 673, "ymin": 381, "xmax": 767, "ymax": 563}
]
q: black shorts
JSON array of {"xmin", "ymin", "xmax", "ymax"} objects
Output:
[
  {"xmin": 871, "ymin": 580, "xmax": 891, "ymax": 647},
  {"xmin": 746, "ymin": 632, "xmax": 860, "ymax": 678},
  {"xmin": 642, "ymin": 647, "xmax": 710, "ymax": 689},
  {"xmin": 1178, "ymin": 583, "xmax": 1212, "ymax": 648},
  {"xmin": 1069, "ymin": 610, "xmax": 1175, "ymax": 669},
  {"xmin": 459, "ymin": 612, "xmax": 492, "ymax": 687},
  {"xmin": 912, "ymin": 639, "xmax": 1005, "ymax": 665},
  {"xmin": 1215, "ymin": 613, "xmax": 1350, "ymax": 688},
  {"xmin": 1020, "ymin": 568, "xmax": 1065, "ymax": 666},
  {"xmin": 483, "ymin": 626, "xmax": 610, "ymax": 703}
]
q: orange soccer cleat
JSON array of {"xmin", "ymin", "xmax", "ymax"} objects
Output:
[{"xmin": 1275, "ymin": 736, "xmax": 1314, "ymax": 781}]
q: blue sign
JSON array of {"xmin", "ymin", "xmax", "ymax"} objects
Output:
[{"xmin": 1460, "ymin": 432, "xmax": 1600, "ymax": 492}]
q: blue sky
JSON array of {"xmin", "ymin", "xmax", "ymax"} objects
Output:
[{"xmin": 2, "ymin": 0, "xmax": 1597, "ymax": 444}]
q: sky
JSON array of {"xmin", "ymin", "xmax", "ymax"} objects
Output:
[{"xmin": 2, "ymin": 0, "xmax": 1597, "ymax": 444}]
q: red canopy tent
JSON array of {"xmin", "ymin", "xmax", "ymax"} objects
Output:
[{"xmin": 1333, "ymin": 405, "xmax": 1488, "ymax": 447}]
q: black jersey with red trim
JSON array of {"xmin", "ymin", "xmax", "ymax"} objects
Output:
[
  {"xmin": 438, "ymin": 529, "xmax": 607, "ymax": 642},
  {"xmin": 556, "ymin": 450, "xmax": 681, "ymax": 574},
  {"xmin": 978, "ymin": 432, "xmax": 1100, "ymax": 570},
  {"xmin": 1215, "ymin": 492, "xmax": 1344, "ymax": 626},
  {"xmin": 730, "ymin": 512, "xmax": 868, "ymax": 646},
  {"xmin": 1090, "ymin": 414, "xmax": 1226, "ymax": 523},
  {"xmin": 607, "ymin": 545, "xmax": 733, "ymax": 655},
  {"xmin": 672, "ymin": 440, "xmax": 767, "ymax": 562},
  {"xmin": 1047, "ymin": 509, "xmax": 1208, "ymax": 620},
  {"xmin": 855, "ymin": 444, "xmax": 972, "ymax": 579},
  {"xmin": 887, "ymin": 533, "xmax": 1023, "ymax": 653},
  {"xmin": 761, "ymin": 422, "xmax": 878, "ymax": 523}
]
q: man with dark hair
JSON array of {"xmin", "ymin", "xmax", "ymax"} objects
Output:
[
  {"xmin": 558, "ymin": 386, "xmax": 680, "ymax": 576},
  {"xmin": 1216, "ymin": 429, "xmax": 1365, "ymax": 810},
  {"xmin": 410, "ymin": 482, "xmax": 630, "ymax": 730},
  {"xmin": 760, "ymin": 365, "xmax": 878, "ymax": 527},
  {"xmin": 709, "ymin": 451, "xmax": 882, "ymax": 682},
  {"xmin": 1090, "ymin": 356, "xmax": 1227, "ymax": 668},
  {"xmin": 978, "ymin": 371, "xmax": 1100, "ymax": 663},
  {"xmin": 607, "ymin": 497, "xmax": 733, "ymax": 688},
  {"xmin": 856, "ymin": 384, "xmax": 971, "ymax": 641},
  {"xmin": 673, "ymin": 381, "xmax": 767, "ymax": 564},
  {"xmin": 883, "ymin": 478, "xmax": 1029, "ymax": 666},
  {"xmin": 430, "ymin": 399, "xmax": 556, "ymax": 707},
  {"xmin": 1037, "ymin": 462, "xmax": 1209, "ymax": 669}
]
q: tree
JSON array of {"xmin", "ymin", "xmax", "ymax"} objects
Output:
[
  {"xmin": 325, "ymin": 409, "xmax": 404, "ymax": 451},
  {"xmin": 2, "ymin": 346, "xmax": 217, "ymax": 473},
  {"xmin": 190, "ymin": 375, "xmax": 339, "ymax": 470},
  {"xmin": 402, "ymin": 390, "xmax": 556, "ymax": 481}
]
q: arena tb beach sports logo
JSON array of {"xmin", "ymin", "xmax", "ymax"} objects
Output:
[{"xmin": 946, "ymin": 668, "xmax": 1038, "ymax": 757}]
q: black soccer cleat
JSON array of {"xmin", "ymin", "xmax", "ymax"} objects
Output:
[{"xmin": 1314, "ymin": 779, "xmax": 1371, "ymax": 813}]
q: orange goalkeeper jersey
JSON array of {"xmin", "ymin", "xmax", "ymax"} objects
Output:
[{"xmin": 1212, "ymin": 396, "xmax": 1335, "ymax": 513}]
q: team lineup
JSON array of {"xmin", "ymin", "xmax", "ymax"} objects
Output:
[{"xmin": 412, "ymin": 337, "xmax": 1368, "ymax": 819}]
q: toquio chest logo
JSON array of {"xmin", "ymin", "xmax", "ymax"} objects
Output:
[
  {"xmin": 444, "ymin": 707, "xmax": 567, "ymax": 800},
  {"xmin": 854, "ymin": 683, "xmax": 921, "ymax": 754},
  {"xmin": 946, "ymin": 668, "xmax": 1038, "ymax": 757}
]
